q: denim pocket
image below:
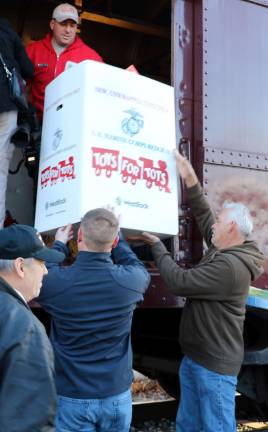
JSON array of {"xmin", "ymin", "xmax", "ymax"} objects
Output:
[{"xmin": 56, "ymin": 396, "xmax": 89, "ymax": 432}]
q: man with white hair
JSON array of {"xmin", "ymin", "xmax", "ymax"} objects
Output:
[
  {"xmin": 0, "ymin": 224, "xmax": 64, "ymax": 431},
  {"xmin": 26, "ymin": 3, "xmax": 103, "ymax": 118},
  {"xmin": 141, "ymin": 150, "xmax": 264, "ymax": 432}
]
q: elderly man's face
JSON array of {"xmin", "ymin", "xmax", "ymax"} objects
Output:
[
  {"xmin": 211, "ymin": 208, "xmax": 233, "ymax": 249},
  {"xmin": 50, "ymin": 19, "xmax": 77, "ymax": 47},
  {"xmin": 23, "ymin": 258, "xmax": 48, "ymax": 300}
]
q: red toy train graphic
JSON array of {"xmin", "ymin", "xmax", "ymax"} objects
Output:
[{"xmin": 92, "ymin": 147, "xmax": 171, "ymax": 193}]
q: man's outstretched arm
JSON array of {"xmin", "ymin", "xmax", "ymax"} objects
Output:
[
  {"xmin": 140, "ymin": 232, "xmax": 234, "ymax": 299},
  {"xmin": 175, "ymin": 150, "xmax": 215, "ymax": 246}
]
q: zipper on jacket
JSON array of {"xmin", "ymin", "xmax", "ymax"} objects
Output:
[{"xmin": 54, "ymin": 54, "xmax": 60, "ymax": 77}]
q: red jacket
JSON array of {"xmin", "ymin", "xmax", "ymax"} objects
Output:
[{"xmin": 26, "ymin": 33, "xmax": 103, "ymax": 117}]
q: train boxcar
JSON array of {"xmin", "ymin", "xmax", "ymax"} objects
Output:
[{"xmin": 132, "ymin": 0, "xmax": 268, "ymax": 416}]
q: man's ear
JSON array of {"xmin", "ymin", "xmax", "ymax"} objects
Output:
[
  {"xmin": 111, "ymin": 234, "xmax": 119, "ymax": 249},
  {"xmin": 13, "ymin": 257, "xmax": 25, "ymax": 279},
  {"xmin": 229, "ymin": 220, "xmax": 236, "ymax": 234},
  {"xmin": 50, "ymin": 19, "xmax": 55, "ymax": 31},
  {"xmin": 77, "ymin": 227, "xmax": 82, "ymax": 243}
]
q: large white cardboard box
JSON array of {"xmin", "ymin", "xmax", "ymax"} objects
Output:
[{"xmin": 34, "ymin": 60, "xmax": 179, "ymax": 235}]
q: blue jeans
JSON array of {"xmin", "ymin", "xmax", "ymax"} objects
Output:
[
  {"xmin": 176, "ymin": 356, "xmax": 237, "ymax": 432},
  {"xmin": 55, "ymin": 389, "xmax": 132, "ymax": 432}
]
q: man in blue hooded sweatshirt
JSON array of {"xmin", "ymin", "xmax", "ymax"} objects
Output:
[{"xmin": 37, "ymin": 208, "xmax": 150, "ymax": 432}]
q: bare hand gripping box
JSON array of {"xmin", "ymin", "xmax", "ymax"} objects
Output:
[{"xmin": 34, "ymin": 60, "xmax": 179, "ymax": 236}]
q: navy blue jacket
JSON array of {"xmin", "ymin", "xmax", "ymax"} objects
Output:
[
  {"xmin": 38, "ymin": 237, "xmax": 150, "ymax": 398},
  {"xmin": 0, "ymin": 277, "xmax": 56, "ymax": 431}
]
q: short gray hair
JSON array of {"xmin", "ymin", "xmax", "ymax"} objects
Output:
[
  {"xmin": 0, "ymin": 258, "xmax": 33, "ymax": 272},
  {"xmin": 81, "ymin": 208, "xmax": 119, "ymax": 249},
  {"xmin": 0, "ymin": 259, "xmax": 14, "ymax": 272},
  {"xmin": 223, "ymin": 202, "xmax": 253, "ymax": 238}
]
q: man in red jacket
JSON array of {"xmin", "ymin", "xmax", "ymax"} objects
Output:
[{"xmin": 26, "ymin": 3, "xmax": 103, "ymax": 118}]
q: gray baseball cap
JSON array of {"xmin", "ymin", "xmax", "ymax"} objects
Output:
[{"xmin": 52, "ymin": 3, "xmax": 79, "ymax": 24}]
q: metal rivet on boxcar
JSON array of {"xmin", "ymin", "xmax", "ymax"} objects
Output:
[{"xmin": 179, "ymin": 81, "xmax": 187, "ymax": 91}]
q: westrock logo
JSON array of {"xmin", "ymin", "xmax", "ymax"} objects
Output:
[
  {"xmin": 115, "ymin": 196, "xmax": 148, "ymax": 209},
  {"xmin": 45, "ymin": 198, "xmax": 66, "ymax": 210},
  {"xmin": 52, "ymin": 128, "xmax": 63, "ymax": 150},
  {"xmin": 115, "ymin": 196, "xmax": 122, "ymax": 206},
  {"xmin": 121, "ymin": 109, "xmax": 144, "ymax": 137}
]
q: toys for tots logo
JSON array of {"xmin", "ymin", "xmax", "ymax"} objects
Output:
[
  {"xmin": 41, "ymin": 156, "xmax": 76, "ymax": 188},
  {"xmin": 91, "ymin": 147, "xmax": 171, "ymax": 193}
]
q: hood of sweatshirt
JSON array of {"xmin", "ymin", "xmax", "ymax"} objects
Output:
[
  {"xmin": 42, "ymin": 32, "xmax": 84, "ymax": 54},
  {"xmin": 224, "ymin": 240, "xmax": 264, "ymax": 281}
]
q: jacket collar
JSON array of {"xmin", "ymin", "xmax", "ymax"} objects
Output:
[
  {"xmin": 75, "ymin": 251, "xmax": 113, "ymax": 267},
  {"xmin": 43, "ymin": 32, "xmax": 82, "ymax": 54},
  {"xmin": 0, "ymin": 276, "xmax": 30, "ymax": 309}
]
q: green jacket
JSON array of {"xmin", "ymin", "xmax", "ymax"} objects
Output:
[{"xmin": 151, "ymin": 183, "xmax": 264, "ymax": 375}]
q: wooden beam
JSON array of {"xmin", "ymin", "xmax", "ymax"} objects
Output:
[{"xmin": 80, "ymin": 11, "xmax": 170, "ymax": 39}]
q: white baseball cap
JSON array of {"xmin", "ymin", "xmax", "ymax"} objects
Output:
[{"xmin": 52, "ymin": 3, "xmax": 79, "ymax": 24}]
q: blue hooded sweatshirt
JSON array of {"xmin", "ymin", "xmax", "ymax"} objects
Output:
[{"xmin": 38, "ymin": 237, "xmax": 150, "ymax": 398}]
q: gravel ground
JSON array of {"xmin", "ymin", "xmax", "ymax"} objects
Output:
[
  {"xmin": 131, "ymin": 419, "xmax": 176, "ymax": 432},
  {"xmin": 130, "ymin": 420, "xmax": 268, "ymax": 431}
]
